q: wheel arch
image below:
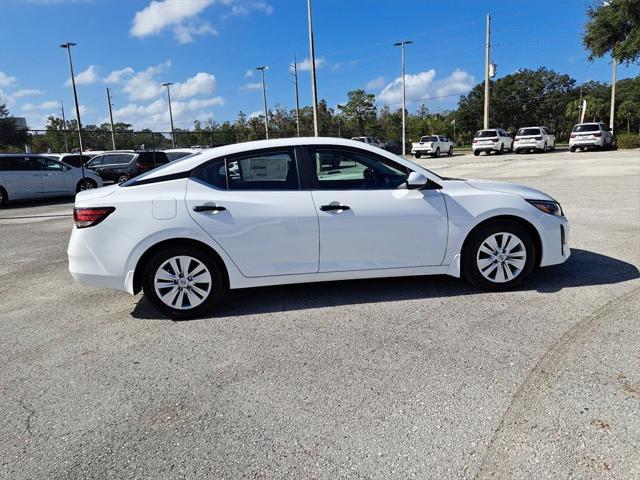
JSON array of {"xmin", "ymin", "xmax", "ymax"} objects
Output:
[
  {"xmin": 461, "ymin": 215, "xmax": 543, "ymax": 267},
  {"xmin": 76, "ymin": 177, "xmax": 97, "ymax": 193},
  {"xmin": 132, "ymin": 237, "xmax": 230, "ymax": 295},
  {"xmin": 0, "ymin": 184, "xmax": 8, "ymax": 203}
]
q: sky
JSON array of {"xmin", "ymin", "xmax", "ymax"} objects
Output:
[{"xmin": 0, "ymin": 0, "xmax": 638, "ymax": 131}]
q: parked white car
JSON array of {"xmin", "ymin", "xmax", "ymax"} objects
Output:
[
  {"xmin": 351, "ymin": 136, "xmax": 384, "ymax": 148},
  {"xmin": 569, "ymin": 122, "xmax": 613, "ymax": 152},
  {"xmin": 0, "ymin": 154, "xmax": 103, "ymax": 205},
  {"xmin": 68, "ymin": 137, "xmax": 570, "ymax": 319},
  {"xmin": 514, "ymin": 127, "xmax": 556, "ymax": 153},
  {"xmin": 411, "ymin": 135, "xmax": 454, "ymax": 158},
  {"xmin": 472, "ymin": 129, "xmax": 514, "ymax": 156}
]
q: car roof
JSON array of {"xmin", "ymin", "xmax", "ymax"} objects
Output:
[{"xmin": 137, "ymin": 137, "xmax": 441, "ymax": 182}]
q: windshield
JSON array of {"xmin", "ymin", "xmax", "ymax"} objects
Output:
[
  {"xmin": 122, "ymin": 152, "xmax": 202, "ymax": 186},
  {"xmin": 420, "ymin": 136, "xmax": 438, "ymax": 142},
  {"xmin": 517, "ymin": 128, "xmax": 541, "ymax": 136},
  {"xmin": 476, "ymin": 130, "xmax": 497, "ymax": 138},
  {"xmin": 573, "ymin": 124, "xmax": 600, "ymax": 132}
]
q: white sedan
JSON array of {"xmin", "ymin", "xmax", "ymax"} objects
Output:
[{"xmin": 68, "ymin": 138, "xmax": 570, "ymax": 319}]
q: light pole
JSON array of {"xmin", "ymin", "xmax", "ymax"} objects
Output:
[
  {"xmin": 60, "ymin": 42, "xmax": 85, "ymax": 178},
  {"xmin": 60, "ymin": 101, "xmax": 69, "ymax": 153},
  {"xmin": 307, "ymin": 0, "xmax": 319, "ymax": 136},
  {"xmin": 291, "ymin": 56, "xmax": 301, "ymax": 137},
  {"xmin": 483, "ymin": 14, "xmax": 491, "ymax": 129},
  {"xmin": 394, "ymin": 40, "xmax": 413, "ymax": 156},
  {"xmin": 162, "ymin": 82, "xmax": 176, "ymax": 148},
  {"xmin": 106, "ymin": 87, "xmax": 116, "ymax": 150},
  {"xmin": 256, "ymin": 66, "xmax": 269, "ymax": 139}
]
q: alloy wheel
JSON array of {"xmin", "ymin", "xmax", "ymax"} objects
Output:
[
  {"xmin": 154, "ymin": 255, "xmax": 213, "ymax": 310},
  {"xmin": 79, "ymin": 179, "xmax": 95, "ymax": 191},
  {"xmin": 476, "ymin": 232, "xmax": 527, "ymax": 283}
]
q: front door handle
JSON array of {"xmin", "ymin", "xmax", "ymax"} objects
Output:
[
  {"xmin": 193, "ymin": 205, "xmax": 226, "ymax": 213},
  {"xmin": 320, "ymin": 204, "xmax": 350, "ymax": 212}
]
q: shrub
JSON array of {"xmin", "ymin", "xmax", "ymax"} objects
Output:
[{"xmin": 616, "ymin": 133, "xmax": 640, "ymax": 149}]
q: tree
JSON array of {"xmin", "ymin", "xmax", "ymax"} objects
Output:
[
  {"xmin": 0, "ymin": 103, "xmax": 29, "ymax": 151},
  {"xmin": 618, "ymin": 100, "xmax": 639, "ymax": 132},
  {"xmin": 583, "ymin": 0, "xmax": 640, "ymax": 64},
  {"xmin": 338, "ymin": 89, "xmax": 377, "ymax": 136}
]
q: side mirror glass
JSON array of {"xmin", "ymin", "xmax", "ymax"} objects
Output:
[{"xmin": 406, "ymin": 171, "xmax": 429, "ymax": 189}]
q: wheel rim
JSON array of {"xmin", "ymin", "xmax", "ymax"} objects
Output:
[
  {"xmin": 476, "ymin": 232, "xmax": 527, "ymax": 283},
  {"xmin": 118, "ymin": 176, "xmax": 128, "ymax": 184},
  {"xmin": 154, "ymin": 256, "xmax": 212, "ymax": 310},
  {"xmin": 80, "ymin": 180, "xmax": 95, "ymax": 191}
]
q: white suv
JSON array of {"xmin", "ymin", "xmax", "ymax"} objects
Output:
[
  {"xmin": 514, "ymin": 127, "xmax": 556, "ymax": 154},
  {"xmin": 472, "ymin": 129, "xmax": 514, "ymax": 156},
  {"xmin": 411, "ymin": 135, "xmax": 454, "ymax": 158},
  {"xmin": 569, "ymin": 123, "xmax": 613, "ymax": 152}
]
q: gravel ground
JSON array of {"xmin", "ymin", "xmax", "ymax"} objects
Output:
[{"xmin": 1, "ymin": 148, "xmax": 638, "ymax": 479}]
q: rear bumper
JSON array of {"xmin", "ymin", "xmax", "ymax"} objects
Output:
[
  {"xmin": 472, "ymin": 144, "xmax": 500, "ymax": 151},
  {"xmin": 570, "ymin": 138, "xmax": 604, "ymax": 148},
  {"xmin": 514, "ymin": 140, "xmax": 545, "ymax": 150}
]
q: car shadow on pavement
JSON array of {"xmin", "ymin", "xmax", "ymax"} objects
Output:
[
  {"xmin": 0, "ymin": 197, "xmax": 74, "ymax": 211},
  {"xmin": 130, "ymin": 249, "xmax": 638, "ymax": 321}
]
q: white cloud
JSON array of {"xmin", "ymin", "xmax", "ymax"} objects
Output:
[
  {"xmin": 173, "ymin": 22, "xmax": 218, "ymax": 43},
  {"xmin": 0, "ymin": 71, "xmax": 17, "ymax": 87},
  {"xmin": 65, "ymin": 65, "xmax": 100, "ymax": 86},
  {"xmin": 244, "ymin": 69, "xmax": 254, "ymax": 78},
  {"xmin": 105, "ymin": 67, "xmax": 134, "ymax": 84},
  {"xmin": 130, "ymin": 0, "xmax": 215, "ymax": 38},
  {"xmin": 22, "ymin": 100, "xmax": 60, "ymax": 111},
  {"xmin": 240, "ymin": 82, "xmax": 262, "ymax": 91},
  {"xmin": 172, "ymin": 72, "xmax": 216, "ymax": 98},
  {"xmin": 248, "ymin": 110, "xmax": 263, "ymax": 119},
  {"xmin": 226, "ymin": 1, "xmax": 273, "ymax": 17},
  {"xmin": 122, "ymin": 61, "xmax": 171, "ymax": 101},
  {"xmin": 292, "ymin": 57, "xmax": 326, "ymax": 72},
  {"xmin": 378, "ymin": 69, "xmax": 474, "ymax": 107},
  {"xmin": 13, "ymin": 88, "xmax": 44, "ymax": 98},
  {"xmin": 366, "ymin": 76, "xmax": 385, "ymax": 90}
]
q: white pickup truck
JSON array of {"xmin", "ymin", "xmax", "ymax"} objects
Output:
[{"xmin": 411, "ymin": 135, "xmax": 454, "ymax": 158}]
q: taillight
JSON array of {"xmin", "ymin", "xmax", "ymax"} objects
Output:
[
  {"xmin": 491, "ymin": 138, "xmax": 499, "ymax": 142},
  {"xmin": 535, "ymin": 136, "xmax": 543, "ymax": 140},
  {"xmin": 473, "ymin": 139, "xmax": 478, "ymax": 143},
  {"xmin": 593, "ymin": 132, "xmax": 602, "ymax": 137},
  {"xmin": 73, "ymin": 207, "xmax": 115, "ymax": 228},
  {"xmin": 136, "ymin": 162, "xmax": 144, "ymax": 169}
]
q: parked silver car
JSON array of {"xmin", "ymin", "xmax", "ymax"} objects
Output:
[{"xmin": 0, "ymin": 154, "xmax": 103, "ymax": 205}]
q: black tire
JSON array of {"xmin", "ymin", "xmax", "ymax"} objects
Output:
[
  {"xmin": 142, "ymin": 246, "xmax": 226, "ymax": 320},
  {"xmin": 0, "ymin": 186, "xmax": 7, "ymax": 207},
  {"xmin": 514, "ymin": 149, "xmax": 520, "ymax": 154},
  {"xmin": 508, "ymin": 143, "xmax": 514, "ymax": 153},
  {"xmin": 542, "ymin": 142, "xmax": 547, "ymax": 152},
  {"xmin": 414, "ymin": 152, "xmax": 421, "ymax": 159},
  {"xmin": 498, "ymin": 144, "xmax": 505, "ymax": 155},
  {"xmin": 431, "ymin": 147, "xmax": 440, "ymax": 158},
  {"xmin": 76, "ymin": 178, "xmax": 97, "ymax": 193},
  {"xmin": 448, "ymin": 146, "xmax": 453, "ymax": 156},
  {"xmin": 462, "ymin": 221, "xmax": 536, "ymax": 291},
  {"xmin": 569, "ymin": 146, "xmax": 576, "ymax": 152},
  {"xmin": 473, "ymin": 150, "xmax": 480, "ymax": 156},
  {"xmin": 117, "ymin": 175, "xmax": 129, "ymax": 185}
]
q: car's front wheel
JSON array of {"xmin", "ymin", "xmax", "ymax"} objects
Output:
[
  {"xmin": 76, "ymin": 178, "xmax": 97, "ymax": 193},
  {"xmin": 414, "ymin": 152, "xmax": 421, "ymax": 159},
  {"xmin": 117, "ymin": 175, "xmax": 129, "ymax": 185},
  {"xmin": 142, "ymin": 246, "xmax": 226, "ymax": 319},
  {"xmin": 462, "ymin": 221, "xmax": 536, "ymax": 291}
]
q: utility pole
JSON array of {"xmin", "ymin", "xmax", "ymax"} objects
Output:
[
  {"xmin": 577, "ymin": 84, "xmax": 583, "ymax": 123},
  {"xmin": 307, "ymin": 0, "xmax": 319, "ymax": 136},
  {"xmin": 483, "ymin": 14, "xmax": 491, "ymax": 129},
  {"xmin": 60, "ymin": 101, "xmax": 69, "ymax": 152},
  {"xmin": 609, "ymin": 57, "xmax": 617, "ymax": 133},
  {"xmin": 256, "ymin": 66, "xmax": 269, "ymax": 139},
  {"xmin": 291, "ymin": 56, "xmax": 301, "ymax": 137},
  {"xmin": 161, "ymin": 82, "xmax": 176, "ymax": 148},
  {"xmin": 60, "ymin": 42, "xmax": 85, "ymax": 178},
  {"xmin": 106, "ymin": 87, "xmax": 116, "ymax": 150},
  {"xmin": 394, "ymin": 40, "xmax": 413, "ymax": 156}
]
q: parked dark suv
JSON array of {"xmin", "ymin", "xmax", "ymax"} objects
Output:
[{"xmin": 86, "ymin": 151, "xmax": 169, "ymax": 184}]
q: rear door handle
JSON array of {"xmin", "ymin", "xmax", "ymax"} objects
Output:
[
  {"xmin": 320, "ymin": 204, "xmax": 350, "ymax": 212},
  {"xmin": 193, "ymin": 205, "xmax": 226, "ymax": 213}
]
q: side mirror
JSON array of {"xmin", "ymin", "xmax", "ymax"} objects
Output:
[{"xmin": 406, "ymin": 171, "xmax": 429, "ymax": 189}]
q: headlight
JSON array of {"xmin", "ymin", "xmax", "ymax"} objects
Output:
[{"xmin": 526, "ymin": 199, "xmax": 563, "ymax": 216}]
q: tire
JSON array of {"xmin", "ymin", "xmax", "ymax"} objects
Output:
[
  {"xmin": 117, "ymin": 175, "xmax": 129, "ymax": 185},
  {"xmin": 448, "ymin": 146, "xmax": 453, "ymax": 156},
  {"xmin": 542, "ymin": 142, "xmax": 547, "ymax": 152},
  {"xmin": 498, "ymin": 144, "xmax": 504, "ymax": 155},
  {"xmin": 433, "ymin": 147, "xmax": 440, "ymax": 158},
  {"xmin": 570, "ymin": 146, "xmax": 576, "ymax": 152},
  {"xmin": 508, "ymin": 143, "xmax": 513, "ymax": 153},
  {"xmin": 514, "ymin": 149, "xmax": 520, "ymax": 154},
  {"xmin": 142, "ymin": 246, "xmax": 226, "ymax": 320},
  {"xmin": 473, "ymin": 150, "xmax": 480, "ymax": 156},
  {"xmin": 76, "ymin": 178, "xmax": 97, "ymax": 193},
  {"xmin": 0, "ymin": 186, "xmax": 7, "ymax": 207},
  {"xmin": 462, "ymin": 221, "xmax": 536, "ymax": 291},
  {"xmin": 414, "ymin": 152, "xmax": 421, "ymax": 159}
]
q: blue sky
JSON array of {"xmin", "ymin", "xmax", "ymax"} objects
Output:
[{"xmin": 0, "ymin": 0, "xmax": 637, "ymax": 131}]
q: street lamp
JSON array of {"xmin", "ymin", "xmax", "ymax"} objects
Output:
[
  {"xmin": 307, "ymin": 0, "xmax": 319, "ymax": 136},
  {"xmin": 161, "ymin": 82, "xmax": 176, "ymax": 148},
  {"xmin": 59, "ymin": 42, "xmax": 85, "ymax": 178},
  {"xmin": 256, "ymin": 66, "xmax": 269, "ymax": 139},
  {"xmin": 394, "ymin": 40, "xmax": 413, "ymax": 156}
]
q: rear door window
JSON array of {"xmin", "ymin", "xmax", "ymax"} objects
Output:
[{"xmin": 226, "ymin": 149, "xmax": 299, "ymax": 190}]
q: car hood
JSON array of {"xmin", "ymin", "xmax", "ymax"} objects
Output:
[
  {"xmin": 465, "ymin": 179, "xmax": 555, "ymax": 201},
  {"xmin": 75, "ymin": 184, "xmax": 119, "ymax": 202}
]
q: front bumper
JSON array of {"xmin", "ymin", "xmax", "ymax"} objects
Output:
[{"xmin": 538, "ymin": 214, "xmax": 571, "ymax": 267}]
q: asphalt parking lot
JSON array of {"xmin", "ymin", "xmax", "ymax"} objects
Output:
[{"xmin": 1, "ymin": 148, "xmax": 639, "ymax": 479}]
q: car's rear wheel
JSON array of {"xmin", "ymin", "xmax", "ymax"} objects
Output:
[
  {"xmin": 570, "ymin": 146, "xmax": 576, "ymax": 152},
  {"xmin": 76, "ymin": 178, "xmax": 96, "ymax": 193},
  {"xmin": 499, "ymin": 144, "xmax": 505, "ymax": 154},
  {"xmin": 0, "ymin": 186, "xmax": 7, "ymax": 207},
  {"xmin": 117, "ymin": 175, "xmax": 129, "ymax": 185},
  {"xmin": 543, "ymin": 142, "xmax": 548, "ymax": 152},
  {"xmin": 448, "ymin": 146, "xmax": 453, "ymax": 156},
  {"xmin": 473, "ymin": 150, "xmax": 480, "ymax": 156},
  {"xmin": 462, "ymin": 221, "xmax": 536, "ymax": 291},
  {"xmin": 142, "ymin": 246, "xmax": 226, "ymax": 319}
]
